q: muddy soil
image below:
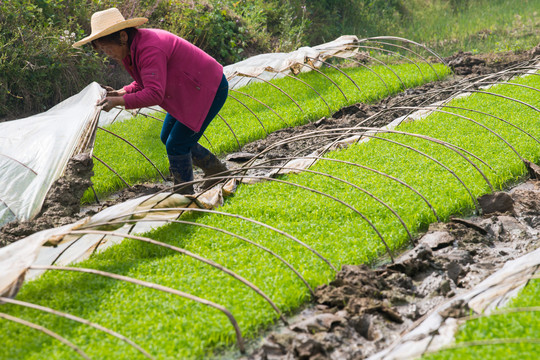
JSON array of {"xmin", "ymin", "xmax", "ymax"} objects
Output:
[
  {"xmin": 241, "ymin": 181, "xmax": 540, "ymax": 360},
  {"xmin": 0, "ymin": 153, "xmax": 94, "ymax": 246},
  {"xmin": 445, "ymin": 45, "xmax": 540, "ymax": 75},
  {"xmin": 0, "ymin": 46, "xmax": 538, "ymax": 247}
]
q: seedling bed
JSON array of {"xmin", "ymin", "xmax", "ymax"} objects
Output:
[
  {"xmin": 246, "ymin": 180, "xmax": 540, "ymax": 360},
  {"xmin": 1, "ymin": 50, "xmax": 539, "ymax": 360},
  {"xmin": 84, "ymin": 62, "xmax": 449, "ymax": 203},
  {"xmin": 0, "ymin": 47, "xmax": 538, "ymax": 358}
]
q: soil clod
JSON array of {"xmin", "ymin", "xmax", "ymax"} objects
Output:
[{"xmin": 478, "ymin": 192, "xmax": 514, "ymax": 214}]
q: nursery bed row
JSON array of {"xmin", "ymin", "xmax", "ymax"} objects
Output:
[
  {"xmin": 84, "ymin": 62, "xmax": 450, "ymax": 203},
  {"xmin": 1, "ymin": 72, "xmax": 539, "ymax": 359},
  {"xmin": 424, "ymin": 279, "xmax": 540, "ymax": 359}
]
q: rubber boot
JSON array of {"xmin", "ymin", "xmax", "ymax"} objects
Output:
[
  {"xmin": 168, "ymin": 153, "xmax": 195, "ymax": 195},
  {"xmin": 191, "ymin": 143, "xmax": 228, "ymax": 189}
]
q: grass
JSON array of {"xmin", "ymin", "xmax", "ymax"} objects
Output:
[
  {"xmin": 395, "ymin": 0, "xmax": 540, "ymax": 56},
  {"xmin": 83, "ymin": 61, "xmax": 450, "ymax": 203},
  {"xmin": 424, "ymin": 279, "xmax": 540, "ymax": 359},
  {"xmin": 1, "ymin": 71, "xmax": 538, "ymax": 359}
]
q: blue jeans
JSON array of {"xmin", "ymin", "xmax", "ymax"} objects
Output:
[{"xmin": 160, "ymin": 74, "xmax": 228, "ymax": 156}]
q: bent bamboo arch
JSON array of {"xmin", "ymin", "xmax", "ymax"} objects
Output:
[
  {"xmin": 66, "ymin": 230, "xmax": 288, "ymax": 325},
  {"xmin": 29, "ymin": 265, "xmax": 246, "ymax": 353},
  {"xmin": 0, "ymin": 297, "xmax": 155, "ymax": 359}
]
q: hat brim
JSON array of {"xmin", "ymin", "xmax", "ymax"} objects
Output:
[{"xmin": 73, "ymin": 18, "xmax": 148, "ymax": 48}]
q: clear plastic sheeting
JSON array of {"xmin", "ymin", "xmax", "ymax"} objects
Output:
[
  {"xmin": 0, "ymin": 180, "xmax": 237, "ymax": 298},
  {"xmin": 0, "ymin": 82, "xmax": 104, "ymax": 227},
  {"xmin": 224, "ymin": 35, "xmax": 361, "ymax": 89},
  {"xmin": 25, "ymin": 192, "xmax": 193, "ymax": 282},
  {"xmin": 0, "ymin": 221, "xmax": 85, "ymax": 298}
]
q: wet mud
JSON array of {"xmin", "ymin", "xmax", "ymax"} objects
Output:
[
  {"xmin": 445, "ymin": 45, "xmax": 540, "ymax": 75},
  {"xmin": 242, "ymin": 181, "xmax": 540, "ymax": 360}
]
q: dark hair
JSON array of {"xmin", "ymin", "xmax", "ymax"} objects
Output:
[{"xmin": 91, "ymin": 27, "xmax": 137, "ymax": 50}]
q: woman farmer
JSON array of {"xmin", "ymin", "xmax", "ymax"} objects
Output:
[{"xmin": 73, "ymin": 8, "xmax": 228, "ymax": 194}]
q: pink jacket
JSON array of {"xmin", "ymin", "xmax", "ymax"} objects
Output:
[{"xmin": 122, "ymin": 29, "xmax": 224, "ymax": 132}]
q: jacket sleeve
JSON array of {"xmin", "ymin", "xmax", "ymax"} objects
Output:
[
  {"xmin": 123, "ymin": 81, "xmax": 142, "ymax": 94},
  {"xmin": 123, "ymin": 46, "xmax": 168, "ymax": 109}
]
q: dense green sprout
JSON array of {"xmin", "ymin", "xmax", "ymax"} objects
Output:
[
  {"xmin": 424, "ymin": 279, "xmax": 540, "ymax": 359},
  {"xmin": 0, "ymin": 73, "xmax": 538, "ymax": 359},
  {"xmin": 83, "ymin": 62, "xmax": 449, "ymax": 203}
]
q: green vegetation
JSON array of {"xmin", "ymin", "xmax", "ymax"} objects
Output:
[
  {"xmin": 84, "ymin": 62, "xmax": 450, "ymax": 203},
  {"xmin": 0, "ymin": 0, "xmax": 263, "ymax": 119},
  {"xmin": 424, "ymin": 279, "xmax": 540, "ymax": 359},
  {"xmin": 396, "ymin": 0, "xmax": 540, "ymax": 55},
  {"xmin": 2, "ymin": 0, "xmax": 538, "ymax": 120},
  {"xmin": 302, "ymin": 0, "xmax": 540, "ymax": 56},
  {"xmin": 1, "ymin": 72, "xmax": 538, "ymax": 359}
]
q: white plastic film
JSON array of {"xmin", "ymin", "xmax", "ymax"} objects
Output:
[
  {"xmin": 224, "ymin": 35, "xmax": 360, "ymax": 89},
  {"xmin": 0, "ymin": 82, "xmax": 104, "ymax": 227},
  {"xmin": 0, "ymin": 184, "xmax": 235, "ymax": 297}
]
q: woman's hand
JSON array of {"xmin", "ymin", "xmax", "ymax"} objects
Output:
[
  {"xmin": 100, "ymin": 84, "xmax": 127, "ymax": 97},
  {"xmin": 107, "ymin": 88, "xmax": 127, "ymax": 97},
  {"xmin": 97, "ymin": 96, "xmax": 125, "ymax": 112},
  {"xmin": 100, "ymin": 84, "xmax": 115, "ymax": 92}
]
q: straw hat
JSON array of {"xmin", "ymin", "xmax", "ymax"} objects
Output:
[{"xmin": 73, "ymin": 8, "xmax": 147, "ymax": 47}]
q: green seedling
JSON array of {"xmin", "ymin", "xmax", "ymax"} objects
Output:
[
  {"xmin": 423, "ymin": 279, "xmax": 540, "ymax": 359},
  {"xmin": 0, "ymin": 73, "xmax": 538, "ymax": 360},
  {"xmin": 83, "ymin": 62, "xmax": 450, "ymax": 203}
]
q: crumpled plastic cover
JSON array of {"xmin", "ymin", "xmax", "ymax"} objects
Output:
[
  {"xmin": 224, "ymin": 35, "xmax": 360, "ymax": 89},
  {"xmin": 0, "ymin": 82, "xmax": 104, "ymax": 227},
  {"xmin": 0, "ymin": 180, "xmax": 237, "ymax": 298},
  {"xmin": 367, "ymin": 246, "xmax": 540, "ymax": 360}
]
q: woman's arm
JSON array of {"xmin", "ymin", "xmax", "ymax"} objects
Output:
[
  {"xmin": 97, "ymin": 96, "xmax": 125, "ymax": 112},
  {"xmin": 123, "ymin": 81, "xmax": 142, "ymax": 94},
  {"xmin": 123, "ymin": 46, "xmax": 167, "ymax": 109}
]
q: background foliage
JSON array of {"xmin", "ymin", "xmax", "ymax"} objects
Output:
[{"xmin": 1, "ymin": 0, "xmax": 538, "ymax": 120}]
